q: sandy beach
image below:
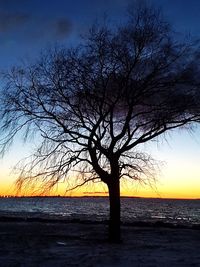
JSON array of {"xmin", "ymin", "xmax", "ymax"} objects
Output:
[{"xmin": 0, "ymin": 219, "xmax": 200, "ymax": 267}]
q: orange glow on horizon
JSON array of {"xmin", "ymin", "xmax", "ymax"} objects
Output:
[
  {"xmin": 1, "ymin": 128, "xmax": 200, "ymax": 199},
  {"xmin": 0, "ymin": 177, "xmax": 200, "ymax": 199}
]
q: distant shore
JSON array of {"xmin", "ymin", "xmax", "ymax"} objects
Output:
[
  {"xmin": 0, "ymin": 220, "xmax": 200, "ymax": 266},
  {"xmin": 0, "ymin": 195, "xmax": 200, "ymax": 201}
]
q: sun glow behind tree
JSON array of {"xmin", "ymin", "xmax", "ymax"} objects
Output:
[{"xmin": 1, "ymin": 129, "xmax": 200, "ymax": 199}]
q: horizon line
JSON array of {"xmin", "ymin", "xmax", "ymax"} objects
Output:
[{"xmin": 0, "ymin": 195, "xmax": 199, "ymax": 200}]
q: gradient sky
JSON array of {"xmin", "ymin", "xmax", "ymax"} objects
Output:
[{"xmin": 0, "ymin": 0, "xmax": 200, "ymax": 198}]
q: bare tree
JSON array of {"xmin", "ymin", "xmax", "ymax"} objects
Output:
[{"xmin": 1, "ymin": 5, "xmax": 200, "ymax": 242}]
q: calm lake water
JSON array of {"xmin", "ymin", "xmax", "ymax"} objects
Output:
[{"xmin": 0, "ymin": 197, "xmax": 200, "ymax": 226}]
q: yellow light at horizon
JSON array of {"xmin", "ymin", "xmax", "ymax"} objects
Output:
[
  {"xmin": 1, "ymin": 130, "xmax": 200, "ymax": 199},
  {"xmin": 0, "ymin": 174, "xmax": 200, "ymax": 199}
]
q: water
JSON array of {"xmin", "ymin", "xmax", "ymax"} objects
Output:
[{"xmin": 0, "ymin": 197, "xmax": 200, "ymax": 226}]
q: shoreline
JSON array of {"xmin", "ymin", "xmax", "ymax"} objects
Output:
[
  {"xmin": 0, "ymin": 220, "xmax": 200, "ymax": 266},
  {"xmin": 0, "ymin": 215, "xmax": 200, "ymax": 230}
]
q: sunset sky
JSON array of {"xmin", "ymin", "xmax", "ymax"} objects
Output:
[{"xmin": 0, "ymin": 0, "xmax": 200, "ymax": 198}]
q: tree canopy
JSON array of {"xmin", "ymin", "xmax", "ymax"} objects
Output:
[{"xmin": 1, "ymin": 4, "xmax": 200, "ymax": 241}]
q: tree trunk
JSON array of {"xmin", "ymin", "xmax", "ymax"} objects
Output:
[{"xmin": 108, "ymin": 179, "xmax": 121, "ymax": 242}]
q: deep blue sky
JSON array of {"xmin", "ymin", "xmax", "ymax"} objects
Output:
[{"xmin": 1, "ymin": 0, "xmax": 200, "ymax": 69}]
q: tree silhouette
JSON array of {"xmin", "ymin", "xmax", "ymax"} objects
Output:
[{"xmin": 1, "ymin": 5, "xmax": 200, "ymax": 242}]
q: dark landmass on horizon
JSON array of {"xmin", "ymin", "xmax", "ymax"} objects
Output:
[{"xmin": 0, "ymin": 195, "xmax": 199, "ymax": 200}]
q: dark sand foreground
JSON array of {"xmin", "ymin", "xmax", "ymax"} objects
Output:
[{"xmin": 0, "ymin": 220, "xmax": 200, "ymax": 267}]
